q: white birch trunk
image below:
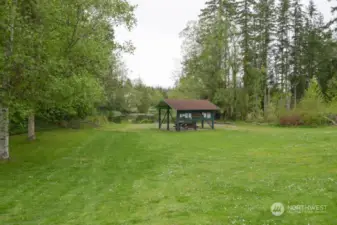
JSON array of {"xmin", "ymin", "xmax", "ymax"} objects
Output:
[
  {"xmin": 0, "ymin": 0, "xmax": 17, "ymax": 160},
  {"xmin": 0, "ymin": 106, "xmax": 9, "ymax": 159},
  {"xmin": 28, "ymin": 112, "xmax": 36, "ymax": 141}
]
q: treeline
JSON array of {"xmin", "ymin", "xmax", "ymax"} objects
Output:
[
  {"xmin": 0, "ymin": 0, "xmax": 167, "ymax": 159},
  {"xmin": 173, "ymin": 0, "xmax": 337, "ymax": 124}
]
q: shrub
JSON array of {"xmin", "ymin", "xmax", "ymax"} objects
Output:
[
  {"xmin": 278, "ymin": 78, "xmax": 329, "ymax": 127},
  {"xmin": 278, "ymin": 109, "xmax": 329, "ymax": 127},
  {"xmin": 59, "ymin": 120, "xmax": 68, "ymax": 128},
  {"xmin": 246, "ymin": 108, "xmax": 264, "ymax": 123},
  {"xmin": 296, "ymin": 79, "xmax": 327, "ymax": 126},
  {"xmin": 111, "ymin": 116, "xmax": 123, "ymax": 124},
  {"xmin": 279, "ymin": 114, "xmax": 303, "ymax": 126},
  {"xmin": 139, "ymin": 119, "xmax": 154, "ymax": 124},
  {"xmin": 85, "ymin": 115, "xmax": 109, "ymax": 126},
  {"xmin": 264, "ymin": 102, "xmax": 278, "ymax": 123},
  {"xmin": 299, "ymin": 110, "xmax": 327, "ymax": 126},
  {"xmin": 126, "ymin": 113, "xmax": 155, "ymax": 124},
  {"xmin": 108, "ymin": 111, "xmax": 123, "ymax": 123},
  {"xmin": 326, "ymin": 98, "xmax": 337, "ymax": 125}
]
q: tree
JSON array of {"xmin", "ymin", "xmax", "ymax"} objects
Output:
[
  {"xmin": 0, "ymin": 0, "xmax": 136, "ymax": 159},
  {"xmin": 252, "ymin": 0, "xmax": 276, "ymax": 113},
  {"xmin": 0, "ymin": 0, "xmax": 17, "ymax": 159},
  {"xmin": 236, "ymin": 0, "xmax": 255, "ymax": 85},
  {"xmin": 275, "ymin": 0, "xmax": 291, "ymax": 103}
]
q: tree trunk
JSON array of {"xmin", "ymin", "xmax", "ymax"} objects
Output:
[
  {"xmin": 264, "ymin": 87, "xmax": 268, "ymax": 115},
  {"xmin": 28, "ymin": 112, "xmax": 36, "ymax": 141},
  {"xmin": 286, "ymin": 93, "xmax": 291, "ymax": 111},
  {"xmin": 0, "ymin": 0, "xmax": 17, "ymax": 160},
  {"xmin": 294, "ymin": 86, "xmax": 297, "ymax": 109},
  {"xmin": 0, "ymin": 106, "xmax": 9, "ymax": 160}
]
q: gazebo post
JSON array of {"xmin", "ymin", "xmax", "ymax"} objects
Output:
[
  {"xmin": 211, "ymin": 111, "xmax": 215, "ymax": 129},
  {"xmin": 176, "ymin": 110, "xmax": 180, "ymax": 131},
  {"xmin": 167, "ymin": 108, "xmax": 170, "ymax": 130},
  {"xmin": 158, "ymin": 108, "xmax": 161, "ymax": 129}
]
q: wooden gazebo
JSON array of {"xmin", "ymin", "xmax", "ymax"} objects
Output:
[{"xmin": 157, "ymin": 99, "xmax": 219, "ymax": 131}]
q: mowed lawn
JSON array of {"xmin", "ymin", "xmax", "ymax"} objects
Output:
[{"xmin": 1, "ymin": 125, "xmax": 337, "ymax": 225}]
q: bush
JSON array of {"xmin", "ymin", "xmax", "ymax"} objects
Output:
[
  {"xmin": 326, "ymin": 114, "xmax": 337, "ymax": 125},
  {"xmin": 278, "ymin": 106, "xmax": 328, "ymax": 127},
  {"xmin": 10, "ymin": 115, "xmax": 60, "ymax": 135},
  {"xmin": 324, "ymin": 99, "xmax": 337, "ymax": 125},
  {"xmin": 295, "ymin": 79, "xmax": 327, "ymax": 126},
  {"xmin": 264, "ymin": 102, "xmax": 278, "ymax": 123},
  {"xmin": 278, "ymin": 78, "xmax": 329, "ymax": 127},
  {"xmin": 299, "ymin": 110, "xmax": 327, "ymax": 126},
  {"xmin": 59, "ymin": 120, "xmax": 69, "ymax": 128},
  {"xmin": 125, "ymin": 113, "xmax": 155, "ymax": 124},
  {"xmin": 279, "ymin": 114, "xmax": 303, "ymax": 126},
  {"xmin": 139, "ymin": 119, "xmax": 154, "ymax": 124},
  {"xmin": 111, "ymin": 116, "xmax": 123, "ymax": 124},
  {"xmin": 107, "ymin": 111, "xmax": 123, "ymax": 123},
  {"xmin": 85, "ymin": 115, "xmax": 109, "ymax": 126},
  {"xmin": 246, "ymin": 108, "xmax": 264, "ymax": 123}
]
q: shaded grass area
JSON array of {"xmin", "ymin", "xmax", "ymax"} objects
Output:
[{"xmin": 1, "ymin": 125, "xmax": 337, "ymax": 224}]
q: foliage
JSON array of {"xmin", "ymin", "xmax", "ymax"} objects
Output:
[
  {"xmin": 326, "ymin": 77, "xmax": 337, "ymax": 101},
  {"xmin": 174, "ymin": 0, "xmax": 337, "ymax": 125},
  {"xmin": 0, "ymin": 0, "xmax": 138, "ymax": 151},
  {"xmin": 139, "ymin": 119, "xmax": 155, "ymax": 124},
  {"xmin": 279, "ymin": 78, "xmax": 329, "ymax": 126},
  {"xmin": 296, "ymin": 78, "xmax": 327, "ymax": 126},
  {"xmin": 264, "ymin": 102, "xmax": 278, "ymax": 123},
  {"xmin": 84, "ymin": 115, "xmax": 109, "ymax": 127},
  {"xmin": 279, "ymin": 114, "xmax": 302, "ymax": 126}
]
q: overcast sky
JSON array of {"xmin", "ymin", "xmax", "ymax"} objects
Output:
[{"xmin": 116, "ymin": 0, "xmax": 333, "ymax": 88}]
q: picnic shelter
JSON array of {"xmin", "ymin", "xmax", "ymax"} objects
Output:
[{"xmin": 157, "ymin": 99, "xmax": 219, "ymax": 131}]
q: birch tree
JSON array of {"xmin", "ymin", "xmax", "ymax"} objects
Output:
[{"xmin": 0, "ymin": 0, "xmax": 17, "ymax": 159}]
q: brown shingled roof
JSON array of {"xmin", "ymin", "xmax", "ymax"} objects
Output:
[{"xmin": 158, "ymin": 99, "xmax": 219, "ymax": 111}]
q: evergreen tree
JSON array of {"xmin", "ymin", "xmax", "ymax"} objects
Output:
[
  {"xmin": 236, "ymin": 0, "xmax": 256, "ymax": 87},
  {"xmin": 276, "ymin": 0, "xmax": 291, "ymax": 91},
  {"xmin": 253, "ymin": 0, "xmax": 276, "ymax": 113},
  {"xmin": 290, "ymin": 0, "xmax": 305, "ymax": 106}
]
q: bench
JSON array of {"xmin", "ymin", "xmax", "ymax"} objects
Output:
[{"xmin": 175, "ymin": 122, "xmax": 198, "ymax": 131}]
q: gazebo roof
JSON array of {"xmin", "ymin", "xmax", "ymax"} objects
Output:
[{"xmin": 157, "ymin": 99, "xmax": 219, "ymax": 111}]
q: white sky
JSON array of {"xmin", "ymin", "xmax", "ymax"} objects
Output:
[{"xmin": 116, "ymin": 0, "xmax": 333, "ymax": 88}]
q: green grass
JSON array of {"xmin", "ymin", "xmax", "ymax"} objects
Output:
[{"xmin": 1, "ymin": 124, "xmax": 337, "ymax": 225}]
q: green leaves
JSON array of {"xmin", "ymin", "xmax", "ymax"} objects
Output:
[
  {"xmin": 175, "ymin": 0, "xmax": 337, "ymax": 122},
  {"xmin": 0, "ymin": 0, "xmax": 137, "ymax": 141}
]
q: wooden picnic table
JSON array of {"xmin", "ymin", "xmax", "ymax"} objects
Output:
[{"xmin": 175, "ymin": 121, "xmax": 198, "ymax": 131}]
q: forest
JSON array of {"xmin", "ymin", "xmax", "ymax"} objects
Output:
[
  {"xmin": 172, "ymin": 0, "xmax": 337, "ymax": 124},
  {"xmin": 1, "ymin": 0, "xmax": 337, "ymax": 159},
  {"xmin": 0, "ymin": 0, "xmax": 170, "ymax": 159}
]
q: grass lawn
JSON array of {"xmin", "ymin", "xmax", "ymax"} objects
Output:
[{"xmin": 1, "ymin": 124, "xmax": 337, "ymax": 225}]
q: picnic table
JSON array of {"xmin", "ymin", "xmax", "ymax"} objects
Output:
[{"xmin": 175, "ymin": 121, "xmax": 198, "ymax": 131}]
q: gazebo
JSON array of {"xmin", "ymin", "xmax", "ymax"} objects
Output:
[{"xmin": 157, "ymin": 99, "xmax": 219, "ymax": 131}]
